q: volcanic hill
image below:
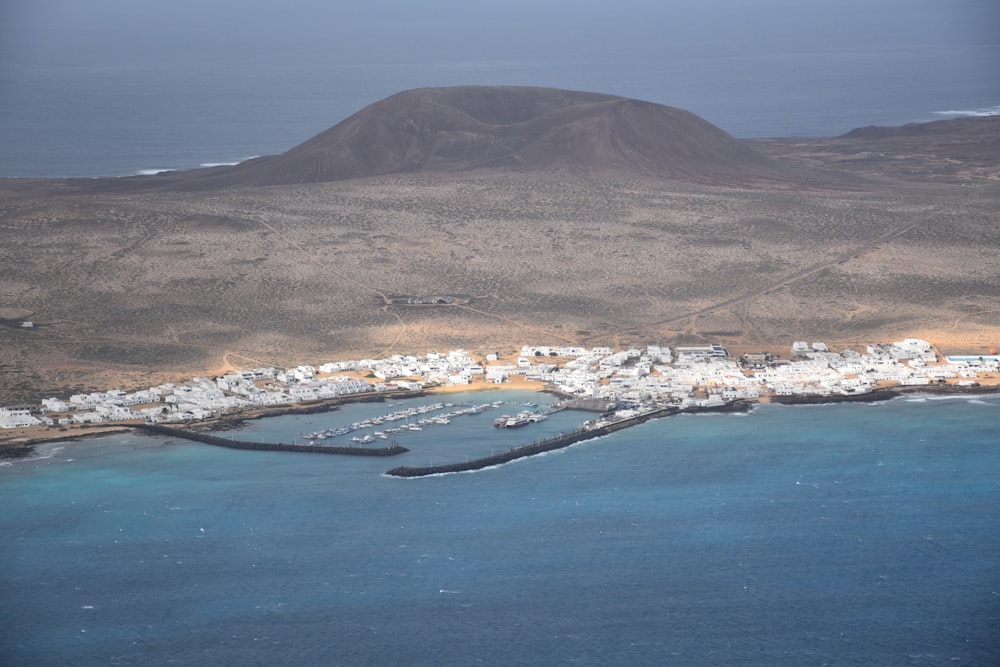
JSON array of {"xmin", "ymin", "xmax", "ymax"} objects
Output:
[{"xmin": 151, "ymin": 86, "xmax": 804, "ymax": 189}]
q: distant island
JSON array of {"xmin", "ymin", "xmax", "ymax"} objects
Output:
[{"xmin": 1, "ymin": 86, "xmax": 997, "ymax": 412}]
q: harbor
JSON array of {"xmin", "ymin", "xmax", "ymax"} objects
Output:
[
  {"xmin": 131, "ymin": 396, "xmax": 565, "ymax": 457},
  {"xmin": 147, "ymin": 389, "xmax": 594, "ymax": 467},
  {"xmin": 298, "ymin": 398, "xmax": 561, "ymax": 444},
  {"xmin": 128, "ymin": 393, "xmax": 752, "ymax": 473},
  {"xmin": 385, "ymin": 400, "xmax": 751, "ymax": 478},
  {"xmin": 3, "ymin": 337, "xmax": 997, "ymax": 459},
  {"xmin": 302, "ymin": 400, "xmax": 498, "ymax": 442},
  {"xmin": 134, "ymin": 423, "xmax": 409, "ymax": 456}
]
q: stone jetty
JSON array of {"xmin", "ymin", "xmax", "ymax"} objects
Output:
[
  {"xmin": 385, "ymin": 401, "xmax": 751, "ymax": 477},
  {"xmin": 135, "ymin": 423, "xmax": 408, "ymax": 456}
]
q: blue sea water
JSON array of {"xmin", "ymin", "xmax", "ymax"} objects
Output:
[{"xmin": 2, "ymin": 391, "xmax": 998, "ymax": 665}]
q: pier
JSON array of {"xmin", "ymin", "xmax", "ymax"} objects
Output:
[{"xmin": 134, "ymin": 423, "xmax": 408, "ymax": 456}]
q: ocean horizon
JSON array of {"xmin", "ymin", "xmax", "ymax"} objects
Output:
[
  {"xmin": 2, "ymin": 390, "xmax": 998, "ymax": 665},
  {"xmin": 2, "ymin": 0, "xmax": 998, "ymax": 179}
]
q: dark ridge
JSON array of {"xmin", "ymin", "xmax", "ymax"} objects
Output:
[
  {"xmin": 835, "ymin": 115, "xmax": 1000, "ymax": 164},
  {"xmin": 769, "ymin": 389, "xmax": 900, "ymax": 405},
  {"xmin": 101, "ymin": 86, "xmax": 808, "ymax": 190},
  {"xmin": 840, "ymin": 115, "xmax": 1000, "ymax": 140}
]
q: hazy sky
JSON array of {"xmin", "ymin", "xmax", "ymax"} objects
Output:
[
  {"xmin": 2, "ymin": 0, "xmax": 997, "ymax": 175},
  {"xmin": 4, "ymin": 0, "xmax": 998, "ymax": 69}
]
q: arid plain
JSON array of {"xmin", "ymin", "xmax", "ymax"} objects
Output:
[{"xmin": 1, "ymin": 89, "xmax": 998, "ymax": 405}]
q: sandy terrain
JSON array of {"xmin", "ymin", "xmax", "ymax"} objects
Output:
[{"xmin": 1, "ymin": 124, "xmax": 998, "ymax": 406}]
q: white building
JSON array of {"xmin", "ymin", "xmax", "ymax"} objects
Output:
[{"xmin": 0, "ymin": 408, "xmax": 42, "ymax": 429}]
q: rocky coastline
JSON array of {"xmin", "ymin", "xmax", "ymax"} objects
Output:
[
  {"xmin": 770, "ymin": 382, "xmax": 1000, "ymax": 406},
  {"xmin": 770, "ymin": 389, "xmax": 901, "ymax": 405}
]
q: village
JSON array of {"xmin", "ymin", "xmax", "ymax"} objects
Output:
[{"xmin": 1, "ymin": 338, "xmax": 997, "ymax": 432}]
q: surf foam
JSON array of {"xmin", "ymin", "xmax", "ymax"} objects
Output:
[{"xmin": 932, "ymin": 105, "xmax": 1000, "ymax": 117}]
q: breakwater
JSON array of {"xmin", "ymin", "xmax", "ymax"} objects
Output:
[
  {"xmin": 134, "ymin": 424, "xmax": 408, "ymax": 456},
  {"xmin": 385, "ymin": 401, "xmax": 750, "ymax": 478}
]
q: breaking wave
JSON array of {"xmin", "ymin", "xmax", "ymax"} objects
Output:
[
  {"xmin": 932, "ymin": 105, "xmax": 1000, "ymax": 117},
  {"xmin": 134, "ymin": 168, "xmax": 176, "ymax": 176},
  {"xmin": 132, "ymin": 156, "xmax": 258, "ymax": 176},
  {"xmin": 200, "ymin": 156, "xmax": 258, "ymax": 168}
]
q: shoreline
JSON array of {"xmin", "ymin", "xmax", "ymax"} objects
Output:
[
  {"xmin": 0, "ymin": 382, "xmax": 535, "ymax": 458},
  {"xmin": 3, "ymin": 380, "xmax": 997, "ymax": 461}
]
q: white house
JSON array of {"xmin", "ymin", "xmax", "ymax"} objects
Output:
[{"xmin": 0, "ymin": 408, "xmax": 42, "ymax": 429}]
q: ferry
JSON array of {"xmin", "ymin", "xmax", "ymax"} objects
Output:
[
  {"xmin": 494, "ymin": 411, "xmax": 539, "ymax": 428},
  {"xmin": 494, "ymin": 415, "xmax": 530, "ymax": 428}
]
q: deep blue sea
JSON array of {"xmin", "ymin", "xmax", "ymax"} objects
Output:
[{"xmin": 2, "ymin": 391, "xmax": 998, "ymax": 665}]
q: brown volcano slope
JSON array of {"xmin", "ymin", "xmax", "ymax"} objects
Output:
[{"xmin": 148, "ymin": 86, "xmax": 808, "ymax": 189}]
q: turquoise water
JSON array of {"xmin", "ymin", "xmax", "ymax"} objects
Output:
[{"xmin": 2, "ymin": 391, "xmax": 998, "ymax": 665}]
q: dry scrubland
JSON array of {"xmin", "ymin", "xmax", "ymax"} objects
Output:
[{"xmin": 1, "ymin": 170, "xmax": 999, "ymax": 404}]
